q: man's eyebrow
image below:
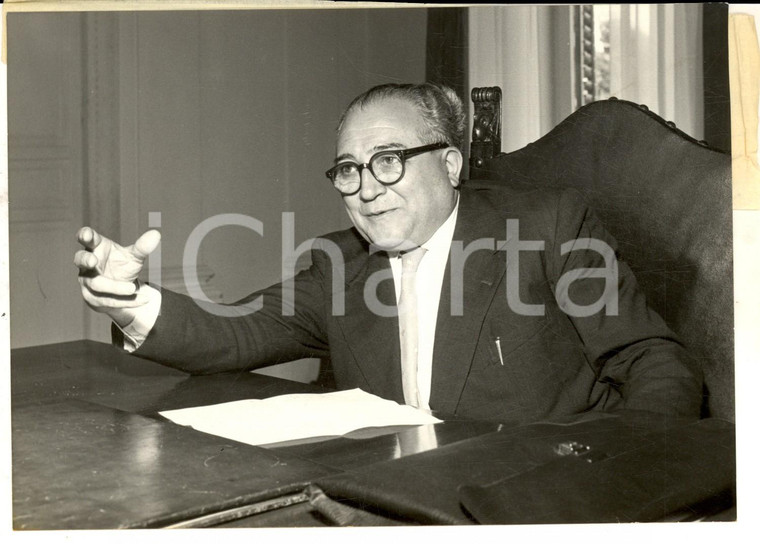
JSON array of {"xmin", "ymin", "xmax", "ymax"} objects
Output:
[
  {"xmin": 334, "ymin": 153, "xmax": 356, "ymax": 164},
  {"xmin": 334, "ymin": 142, "xmax": 407, "ymax": 164}
]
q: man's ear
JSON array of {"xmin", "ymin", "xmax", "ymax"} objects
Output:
[{"xmin": 444, "ymin": 147, "xmax": 464, "ymax": 187}]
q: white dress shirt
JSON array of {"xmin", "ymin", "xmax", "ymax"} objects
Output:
[
  {"xmin": 120, "ymin": 283, "xmax": 162, "ymax": 352},
  {"xmin": 388, "ymin": 199, "xmax": 459, "ymax": 410}
]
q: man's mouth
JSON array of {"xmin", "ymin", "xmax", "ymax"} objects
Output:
[{"xmin": 364, "ymin": 208, "xmax": 395, "ymax": 218}]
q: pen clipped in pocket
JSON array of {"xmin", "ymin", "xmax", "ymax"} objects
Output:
[{"xmin": 494, "ymin": 337, "xmax": 505, "ymax": 366}]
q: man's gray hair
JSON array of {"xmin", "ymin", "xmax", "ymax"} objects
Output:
[{"xmin": 336, "ymin": 82, "xmax": 467, "ymax": 150}]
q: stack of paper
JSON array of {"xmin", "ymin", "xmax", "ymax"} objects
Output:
[{"xmin": 159, "ymin": 388, "xmax": 442, "ymax": 446}]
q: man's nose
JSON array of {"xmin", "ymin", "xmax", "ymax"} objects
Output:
[{"xmin": 358, "ymin": 167, "xmax": 387, "ymax": 201}]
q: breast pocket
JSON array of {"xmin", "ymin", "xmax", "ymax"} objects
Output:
[{"xmin": 479, "ymin": 314, "xmax": 551, "ymax": 368}]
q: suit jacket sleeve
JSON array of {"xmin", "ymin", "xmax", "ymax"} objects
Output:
[
  {"xmin": 548, "ymin": 189, "xmax": 703, "ymax": 417},
  {"xmin": 120, "ymin": 242, "xmax": 334, "ymax": 375}
]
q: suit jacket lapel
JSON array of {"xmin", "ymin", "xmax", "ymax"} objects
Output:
[
  {"xmin": 335, "ymin": 246, "xmax": 404, "ymax": 403},
  {"xmin": 332, "ymin": 188, "xmax": 508, "ymax": 410},
  {"xmin": 429, "ymin": 188, "xmax": 507, "ymax": 415}
]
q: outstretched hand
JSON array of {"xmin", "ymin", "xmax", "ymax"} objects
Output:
[{"xmin": 75, "ymin": 227, "xmax": 161, "ymax": 325}]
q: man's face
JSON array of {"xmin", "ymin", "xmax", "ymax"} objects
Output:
[{"xmin": 335, "ymin": 98, "xmax": 461, "ymax": 251}]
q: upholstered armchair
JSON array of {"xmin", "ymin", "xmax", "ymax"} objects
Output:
[{"xmin": 468, "ymin": 88, "xmax": 734, "ymax": 421}]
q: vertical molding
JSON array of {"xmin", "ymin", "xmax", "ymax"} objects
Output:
[
  {"xmin": 280, "ymin": 12, "xmax": 291, "ymax": 212},
  {"xmin": 575, "ymin": 5, "xmax": 596, "ymax": 106},
  {"xmin": 193, "ymin": 12, "xmax": 204, "ymax": 225},
  {"xmin": 83, "ymin": 13, "xmax": 121, "ymax": 238},
  {"xmin": 82, "ymin": 12, "xmax": 122, "ymax": 342},
  {"xmin": 118, "ymin": 12, "xmax": 140, "ymax": 244}
]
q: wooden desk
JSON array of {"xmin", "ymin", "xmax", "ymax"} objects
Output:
[
  {"xmin": 11, "ymin": 340, "xmax": 735, "ymax": 528},
  {"xmin": 11, "ymin": 340, "xmax": 501, "ymax": 529}
]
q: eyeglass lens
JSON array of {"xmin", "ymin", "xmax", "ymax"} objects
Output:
[{"xmin": 334, "ymin": 152, "xmax": 403, "ymax": 193}]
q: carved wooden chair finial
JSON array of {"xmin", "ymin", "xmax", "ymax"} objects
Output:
[{"xmin": 470, "ymin": 87, "xmax": 502, "ymax": 170}]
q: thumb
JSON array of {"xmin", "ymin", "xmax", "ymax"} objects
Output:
[{"xmin": 131, "ymin": 229, "xmax": 161, "ymax": 261}]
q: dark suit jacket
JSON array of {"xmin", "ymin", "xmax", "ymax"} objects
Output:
[{"xmin": 129, "ymin": 182, "xmax": 703, "ymax": 423}]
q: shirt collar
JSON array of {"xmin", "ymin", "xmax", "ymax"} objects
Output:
[
  {"xmin": 385, "ymin": 193, "xmax": 459, "ymax": 260},
  {"xmin": 420, "ymin": 193, "xmax": 459, "ymax": 256}
]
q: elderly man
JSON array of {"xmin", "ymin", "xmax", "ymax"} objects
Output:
[{"xmin": 75, "ymin": 83, "xmax": 702, "ymax": 423}]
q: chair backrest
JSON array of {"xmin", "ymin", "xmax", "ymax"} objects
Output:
[{"xmin": 469, "ymin": 93, "xmax": 734, "ymax": 421}]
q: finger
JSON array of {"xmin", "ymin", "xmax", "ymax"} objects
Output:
[
  {"xmin": 77, "ymin": 226, "xmax": 103, "ymax": 250},
  {"xmin": 80, "ymin": 286, "xmax": 154, "ymax": 310},
  {"xmin": 131, "ymin": 229, "xmax": 161, "ymax": 260},
  {"xmin": 82, "ymin": 275, "xmax": 139, "ymax": 297},
  {"xmin": 74, "ymin": 250, "xmax": 99, "ymax": 272},
  {"xmin": 76, "ymin": 226, "xmax": 92, "ymax": 246}
]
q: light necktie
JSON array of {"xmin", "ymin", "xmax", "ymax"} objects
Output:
[{"xmin": 398, "ymin": 247, "xmax": 427, "ymax": 408}]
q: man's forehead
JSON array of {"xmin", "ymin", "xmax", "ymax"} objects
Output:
[{"xmin": 337, "ymin": 99, "xmax": 423, "ymax": 150}]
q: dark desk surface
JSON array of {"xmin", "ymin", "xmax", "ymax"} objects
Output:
[
  {"xmin": 12, "ymin": 340, "xmax": 736, "ymax": 529},
  {"xmin": 11, "ymin": 340, "xmax": 502, "ymax": 529}
]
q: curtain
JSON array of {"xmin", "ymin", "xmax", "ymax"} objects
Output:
[
  {"xmin": 426, "ymin": 7, "xmax": 469, "ymax": 172},
  {"xmin": 468, "ymin": 5, "xmax": 557, "ymax": 153},
  {"xmin": 468, "ymin": 4, "xmax": 706, "ymax": 153},
  {"xmin": 704, "ymin": 3, "xmax": 731, "ymax": 153},
  {"xmin": 426, "ymin": 7, "xmax": 468, "ymax": 108},
  {"xmin": 606, "ymin": 4, "xmax": 704, "ymax": 141}
]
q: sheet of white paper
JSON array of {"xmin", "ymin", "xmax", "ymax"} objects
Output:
[{"xmin": 159, "ymin": 388, "xmax": 442, "ymax": 446}]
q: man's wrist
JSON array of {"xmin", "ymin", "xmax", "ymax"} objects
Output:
[{"xmin": 116, "ymin": 283, "xmax": 162, "ymax": 352}]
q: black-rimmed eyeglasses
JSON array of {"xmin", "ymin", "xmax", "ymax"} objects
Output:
[{"xmin": 325, "ymin": 142, "xmax": 449, "ymax": 196}]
